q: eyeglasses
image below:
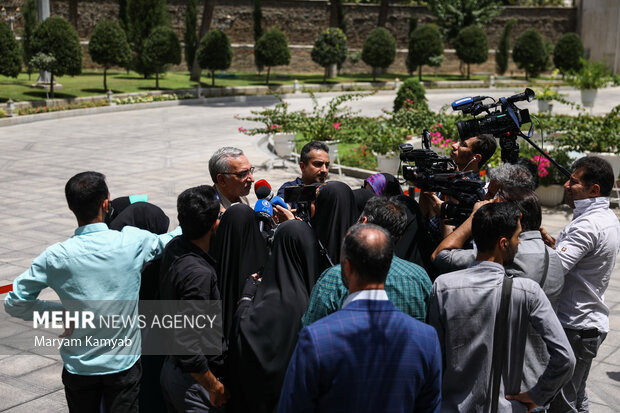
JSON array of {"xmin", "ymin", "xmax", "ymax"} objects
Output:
[{"xmin": 220, "ymin": 167, "xmax": 255, "ymax": 179}]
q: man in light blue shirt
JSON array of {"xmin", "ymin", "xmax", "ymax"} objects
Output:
[{"xmin": 4, "ymin": 171, "xmax": 179, "ymax": 413}]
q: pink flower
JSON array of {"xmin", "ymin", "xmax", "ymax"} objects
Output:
[
  {"xmin": 333, "ymin": 122, "xmax": 341, "ymax": 130},
  {"xmin": 437, "ymin": 123, "xmax": 443, "ymax": 128},
  {"xmin": 238, "ymin": 127, "xmax": 247, "ymax": 133}
]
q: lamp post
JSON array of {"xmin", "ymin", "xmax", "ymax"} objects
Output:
[{"xmin": 1, "ymin": 6, "xmax": 21, "ymax": 32}]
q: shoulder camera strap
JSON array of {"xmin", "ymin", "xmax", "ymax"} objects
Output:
[{"xmin": 490, "ymin": 275, "xmax": 513, "ymax": 413}]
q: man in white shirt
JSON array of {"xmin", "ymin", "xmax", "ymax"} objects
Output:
[{"xmin": 544, "ymin": 156, "xmax": 620, "ymax": 413}]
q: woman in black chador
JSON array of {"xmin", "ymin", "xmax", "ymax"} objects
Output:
[
  {"xmin": 211, "ymin": 203, "xmax": 269, "ymax": 339},
  {"xmin": 310, "ymin": 181, "xmax": 358, "ymax": 271},
  {"xmin": 228, "ymin": 219, "xmax": 321, "ymax": 413}
]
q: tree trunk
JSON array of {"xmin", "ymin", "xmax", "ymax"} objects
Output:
[
  {"xmin": 323, "ymin": 67, "xmax": 327, "ymax": 83},
  {"xmin": 418, "ymin": 65, "xmax": 422, "ymax": 82},
  {"xmin": 372, "ymin": 67, "xmax": 376, "ymax": 82},
  {"xmin": 156, "ymin": 72, "xmax": 159, "ymax": 90},
  {"xmin": 190, "ymin": 0, "xmax": 216, "ymax": 82},
  {"xmin": 467, "ymin": 63, "xmax": 470, "ymax": 80},
  {"xmin": 69, "ymin": 0, "xmax": 78, "ymax": 29},
  {"xmin": 104, "ymin": 67, "xmax": 107, "ymax": 91},
  {"xmin": 377, "ymin": 0, "xmax": 389, "ymax": 27},
  {"xmin": 50, "ymin": 72, "xmax": 55, "ymax": 99},
  {"xmin": 266, "ymin": 67, "xmax": 271, "ymax": 86},
  {"xmin": 329, "ymin": 0, "xmax": 339, "ymax": 27},
  {"xmin": 211, "ymin": 70, "xmax": 215, "ymax": 87}
]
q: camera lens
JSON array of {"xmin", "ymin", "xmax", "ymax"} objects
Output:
[{"xmin": 456, "ymin": 119, "xmax": 479, "ymax": 140}]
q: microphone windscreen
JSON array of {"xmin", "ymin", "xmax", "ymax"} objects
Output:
[
  {"xmin": 255, "ymin": 185, "xmax": 272, "ymax": 200},
  {"xmin": 254, "ymin": 199, "xmax": 273, "ymax": 216},
  {"xmin": 255, "ymin": 179, "xmax": 271, "ymax": 191},
  {"xmin": 271, "ymin": 195, "xmax": 289, "ymax": 210}
]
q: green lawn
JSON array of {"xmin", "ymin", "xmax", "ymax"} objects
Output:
[{"xmin": 0, "ymin": 69, "xmax": 557, "ymax": 103}]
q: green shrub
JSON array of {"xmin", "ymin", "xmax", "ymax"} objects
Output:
[
  {"xmin": 142, "ymin": 26, "xmax": 181, "ymax": 90},
  {"xmin": 496, "ymin": 19, "xmax": 516, "ymax": 75},
  {"xmin": 89, "ymin": 20, "xmax": 132, "ymax": 91},
  {"xmin": 407, "ymin": 24, "xmax": 443, "ymax": 81},
  {"xmin": 32, "ymin": 16, "xmax": 82, "ymax": 98},
  {"xmin": 569, "ymin": 58, "xmax": 613, "ymax": 90},
  {"xmin": 553, "ymin": 33, "xmax": 584, "ymax": 75},
  {"xmin": 454, "ymin": 25, "xmax": 488, "ymax": 79},
  {"xmin": 197, "ymin": 29, "xmax": 233, "ymax": 87},
  {"xmin": 127, "ymin": 0, "xmax": 168, "ymax": 76},
  {"xmin": 21, "ymin": 0, "xmax": 38, "ymax": 79},
  {"xmin": 0, "ymin": 20, "xmax": 21, "ymax": 78},
  {"xmin": 255, "ymin": 28, "xmax": 291, "ymax": 85},
  {"xmin": 253, "ymin": 0, "xmax": 264, "ymax": 71},
  {"xmin": 512, "ymin": 29, "xmax": 548, "ymax": 80},
  {"xmin": 393, "ymin": 78, "xmax": 427, "ymax": 112},
  {"xmin": 362, "ymin": 27, "xmax": 396, "ymax": 82},
  {"xmin": 311, "ymin": 28, "xmax": 348, "ymax": 82}
]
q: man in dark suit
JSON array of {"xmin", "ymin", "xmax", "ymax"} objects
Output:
[{"xmin": 278, "ymin": 224, "xmax": 442, "ymax": 413}]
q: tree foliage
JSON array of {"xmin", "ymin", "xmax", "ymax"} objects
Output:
[
  {"xmin": 454, "ymin": 25, "xmax": 488, "ymax": 79},
  {"xmin": 255, "ymin": 28, "xmax": 291, "ymax": 85},
  {"xmin": 142, "ymin": 26, "xmax": 181, "ymax": 89},
  {"xmin": 407, "ymin": 24, "xmax": 443, "ymax": 81},
  {"xmin": 119, "ymin": 0, "xmax": 130, "ymax": 33},
  {"xmin": 553, "ymin": 32, "xmax": 584, "ymax": 75},
  {"xmin": 0, "ymin": 20, "xmax": 21, "ymax": 78},
  {"xmin": 89, "ymin": 20, "xmax": 132, "ymax": 90},
  {"xmin": 127, "ymin": 0, "xmax": 169, "ymax": 76},
  {"xmin": 253, "ymin": 0, "xmax": 264, "ymax": 71},
  {"xmin": 197, "ymin": 29, "xmax": 233, "ymax": 87},
  {"xmin": 185, "ymin": 0, "xmax": 198, "ymax": 71},
  {"xmin": 21, "ymin": 0, "xmax": 38, "ymax": 79},
  {"xmin": 362, "ymin": 27, "xmax": 396, "ymax": 81},
  {"xmin": 426, "ymin": 0, "xmax": 502, "ymax": 42},
  {"xmin": 393, "ymin": 78, "xmax": 427, "ymax": 112},
  {"xmin": 512, "ymin": 28, "xmax": 547, "ymax": 80},
  {"xmin": 311, "ymin": 28, "xmax": 348, "ymax": 82},
  {"xmin": 495, "ymin": 18, "xmax": 516, "ymax": 75}
]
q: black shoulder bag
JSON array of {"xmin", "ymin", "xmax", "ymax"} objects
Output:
[{"xmin": 490, "ymin": 275, "xmax": 513, "ymax": 413}]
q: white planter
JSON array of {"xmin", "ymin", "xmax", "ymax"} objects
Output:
[
  {"xmin": 536, "ymin": 184, "xmax": 565, "ymax": 207},
  {"xmin": 580, "ymin": 89, "xmax": 598, "ymax": 108},
  {"xmin": 538, "ymin": 100, "xmax": 553, "ymax": 113},
  {"xmin": 272, "ymin": 133, "xmax": 296, "ymax": 157},
  {"xmin": 375, "ymin": 152, "xmax": 400, "ymax": 175},
  {"xmin": 585, "ymin": 152, "xmax": 620, "ymax": 180}
]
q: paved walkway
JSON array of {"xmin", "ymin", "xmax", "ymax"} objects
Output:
[{"xmin": 0, "ymin": 87, "xmax": 618, "ymax": 411}]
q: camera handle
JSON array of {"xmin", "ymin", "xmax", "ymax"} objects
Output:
[{"xmin": 501, "ymin": 98, "xmax": 571, "ymax": 179}]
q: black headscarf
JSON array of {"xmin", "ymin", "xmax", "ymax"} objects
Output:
[
  {"xmin": 211, "ymin": 203, "xmax": 269, "ymax": 339},
  {"xmin": 109, "ymin": 202, "xmax": 170, "ymax": 301},
  {"xmin": 228, "ymin": 220, "xmax": 321, "ymax": 413},
  {"xmin": 352, "ymin": 187, "xmax": 376, "ymax": 215},
  {"xmin": 382, "ymin": 173, "xmax": 404, "ymax": 197},
  {"xmin": 310, "ymin": 181, "xmax": 358, "ymax": 270}
]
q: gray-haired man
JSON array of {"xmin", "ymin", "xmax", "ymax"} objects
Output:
[{"xmin": 208, "ymin": 147, "xmax": 254, "ymax": 209}]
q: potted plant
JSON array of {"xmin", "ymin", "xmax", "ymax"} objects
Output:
[
  {"xmin": 569, "ymin": 58, "xmax": 613, "ymax": 108},
  {"xmin": 362, "ymin": 121, "xmax": 407, "ymax": 175},
  {"xmin": 531, "ymin": 149, "xmax": 573, "ymax": 206},
  {"xmin": 533, "ymin": 70, "xmax": 565, "ymax": 113}
]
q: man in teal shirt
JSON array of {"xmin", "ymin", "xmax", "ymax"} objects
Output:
[
  {"xmin": 4, "ymin": 171, "xmax": 180, "ymax": 413},
  {"xmin": 302, "ymin": 196, "xmax": 432, "ymax": 326}
]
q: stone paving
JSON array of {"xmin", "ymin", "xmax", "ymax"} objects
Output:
[{"xmin": 0, "ymin": 87, "xmax": 618, "ymax": 412}]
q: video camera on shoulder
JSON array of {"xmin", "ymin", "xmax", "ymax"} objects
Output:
[{"xmin": 283, "ymin": 185, "xmax": 317, "ymax": 222}]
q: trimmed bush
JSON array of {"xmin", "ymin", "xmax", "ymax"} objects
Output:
[
  {"xmin": 407, "ymin": 24, "xmax": 443, "ymax": 81},
  {"xmin": 393, "ymin": 78, "xmax": 427, "ymax": 112},
  {"xmin": 454, "ymin": 25, "xmax": 488, "ymax": 79},
  {"xmin": 21, "ymin": 0, "xmax": 38, "ymax": 79},
  {"xmin": 0, "ymin": 20, "xmax": 21, "ymax": 78},
  {"xmin": 311, "ymin": 28, "xmax": 348, "ymax": 82},
  {"xmin": 553, "ymin": 32, "xmax": 584, "ymax": 75},
  {"xmin": 253, "ymin": 0, "xmax": 264, "ymax": 71},
  {"xmin": 89, "ymin": 20, "xmax": 131, "ymax": 91},
  {"xmin": 142, "ymin": 26, "xmax": 181, "ymax": 90},
  {"xmin": 255, "ymin": 28, "xmax": 291, "ymax": 86},
  {"xmin": 32, "ymin": 16, "xmax": 82, "ymax": 98},
  {"xmin": 362, "ymin": 27, "xmax": 396, "ymax": 82},
  {"xmin": 127, "ymin": 0, "xmax": 168, "ymax": 76},
  {"xmin": 197, "ymin": 29, "xmax": 233, "ymax": 87},
  {"xmin": 184, "ymin": 0, "xmax": 198, "ymax": 72},
  {"xmin": 512, "ymin": 29, "xmax": 548, "ymax": 80},
  {"xmin": 495, "ymin": 18, "xmax": 516, "ymax": 75}
]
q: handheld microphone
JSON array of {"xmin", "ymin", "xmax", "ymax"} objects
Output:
[
  {"xmin": 254, "ymin": 199, "xmax": 275, "ymax": 232},
  {"xmin": 254, "ymin": 179, "xmax": 289, "ymax": 209}
]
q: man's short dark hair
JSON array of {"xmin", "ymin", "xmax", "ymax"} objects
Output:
[
  {"xmin": 471, "ymin": 134, "xmax": 497, "ymax": 167},
  {"xmin": 497, "ymin": 188, "xmax": 542, "ymax": 231},
  {"xmin": 341, "ymin": 224, "xmax": 393, "ymax": 284},
  {"xmin": 65, "ymin": 171, "xmax": 109, "ymax": 223},
  {"xmin": 300, "ymin": 141, "xmax": 329, "ymax": 164},
  {"xmin": 360, "ymin": 197, "xmax": 407, "ymax": 243},
  {"xmin": 177, "ymin": 185, "xmax": 220, "ymax": 240},
  {"xmin": 472, "ymin": 202, "xmax": 521, "ymax": 253},
  {"xmin": 573, "ymin": 156, "xmax": 615, "ymax": 197}
]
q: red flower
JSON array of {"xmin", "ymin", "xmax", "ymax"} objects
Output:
[{"xmin": 333, "ymin": 122, "xmax": 341, "ymax": 130}]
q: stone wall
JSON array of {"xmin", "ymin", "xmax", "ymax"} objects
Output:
[{"xmin": 5, "ymin": 0, "xmax": 576, "ymax": 75}]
